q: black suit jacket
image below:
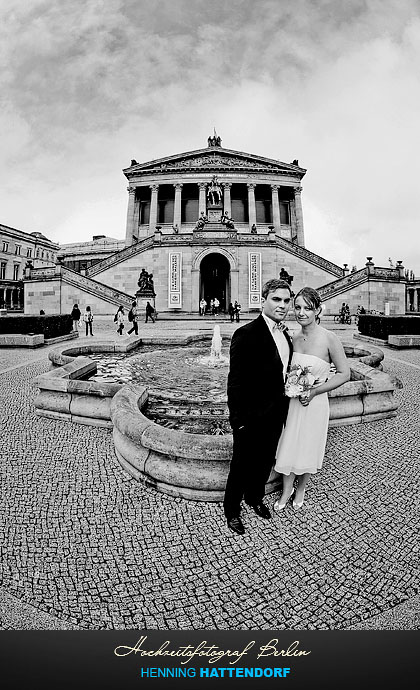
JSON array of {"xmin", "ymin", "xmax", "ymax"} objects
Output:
[{"xmin": 227, "ymin": 314, "xmax": 293, "ymax": 431}]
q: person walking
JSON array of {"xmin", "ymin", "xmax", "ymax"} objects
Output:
[
  {"xmin": 199, "ymin": 298, "xmax": 207, "ymax": 316},
  {"xmin": 126, "ymin": 301, "xmax": 139, "ymax": 336},
  {"xmin": 213, "ymin": 297, "xmax": 220, "ymax": 315},
  {"xmin": 83, "ymin": 306, "xmax": 93, "ymax": 336},
  {"xmin": 115, "ymin": 305, "xmax": 125, "ymax": 335},
  {"xmin": 71, "ymin": 304, "xmax": 81, "ymax": 332},
  {"xmin": 145, "ymin": 301, "xmax": 156, "ymax": 323},
  {"xmin": 223, "ymin": 279, "xmax": 293, "ymax": 535},
  {"xmin": 234, "ymin": 300, "xmax": 241, "ymax": 323},
  {"xmin": 228, "ymin": 302, "xmax": 235, "ymax": 322}
]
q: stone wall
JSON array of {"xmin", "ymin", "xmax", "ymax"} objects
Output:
[
  {"xmin": 93, "ymin": 241, "xmax": 338, "ymax": 314},
  {"xmin": 24, "ymin": 276, "xmax": 126, "ymax": 316},
  {"xmin": 324, "ymin": 280, "xmax": 406, "ymax": 315}
]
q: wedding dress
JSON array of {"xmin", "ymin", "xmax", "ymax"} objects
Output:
[{"xmin": 274, "ymin": 352, "xmax": 331, "ymax": 475}]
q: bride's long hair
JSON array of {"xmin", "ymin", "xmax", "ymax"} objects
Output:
[{"xmin": 294, "ymin": 287, "xmax": 323, "ymax": 324}]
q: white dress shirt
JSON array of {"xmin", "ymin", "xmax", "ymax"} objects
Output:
[{"xmin": 262, "ymin": 312, "xmax": 290, "ymax": 380}]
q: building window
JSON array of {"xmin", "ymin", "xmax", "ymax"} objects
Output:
[
  {"xmin": 280, "ymin": 202, "xmax": 290, "ymax": 225},
  {"xmin": 13, "ymin": 264, "xmax": 19, "ymax": 280},
  {"xmin": 27, "ymin": 248, "xmax": 32, "ymax": 257},
  {"xmin": 15, "ymin": 244, "xmax": 21, "ymax": 255},
  {"xmin": 0, "ymin": 262, "xmax": 6, "ymax": 280},
  {"xmin": 2, "ymin": 242, "xmax": 9, "ymax": 252},
  {"xmin": 36, "ymin": 249, "xmax": 40, "ymax": 258}
]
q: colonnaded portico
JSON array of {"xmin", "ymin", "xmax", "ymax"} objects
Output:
[{"xmin": 124, "ymin": 136, "xmax": 306, "ymax": 248}]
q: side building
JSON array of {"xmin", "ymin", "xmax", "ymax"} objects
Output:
[{"xmin": 0, "ymin": 224, "xmax": 58, "ymax": 311}]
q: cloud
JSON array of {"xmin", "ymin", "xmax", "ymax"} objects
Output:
[{"xmin": 0, "ymin": 0, "xmax": 419, "ymax": 274}]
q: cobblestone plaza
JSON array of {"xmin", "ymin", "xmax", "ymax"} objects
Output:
[{"xmin": 0, "ymin": 318, "xmax": 418, "ymax": 630}]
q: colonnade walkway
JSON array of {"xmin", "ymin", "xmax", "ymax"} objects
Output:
[{"xmin": 0, "ymin": 318, "xmax": 418, "ymax": 630}]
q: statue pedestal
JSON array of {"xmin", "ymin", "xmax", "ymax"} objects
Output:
[
  {"xmin": 135, "ymin": 291, "xmax": 156, "ymax": 312},
  {"xmin": 207, "ymin": 205, "xmax": 223, "ymax": 223}
]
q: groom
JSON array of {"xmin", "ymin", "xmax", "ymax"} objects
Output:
[{"xmin": 224, "ymin": 279, "xmax": 293, "ymax": 534}]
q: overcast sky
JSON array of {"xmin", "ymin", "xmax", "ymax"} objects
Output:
[{"xmin": 1, "ymin": 0, "xmax": 419, "ymax": 274}]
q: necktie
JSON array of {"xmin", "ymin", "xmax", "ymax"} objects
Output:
[{"xmin": 273, "ymin": 322, "xmax": 288, "ymax": 332}]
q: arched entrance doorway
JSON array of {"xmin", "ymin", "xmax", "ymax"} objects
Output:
[{"xmin": 200, "ymin": 253, "xmax": 230, "ymax": 313}]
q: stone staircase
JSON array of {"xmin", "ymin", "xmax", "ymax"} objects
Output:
[
  {"xmin": 61, "ymin": 266, "xmax": 134, "ymax": 309},
  {"xmin": 317, "ymin": 265, "xmax": 402, "ymax": 301}
]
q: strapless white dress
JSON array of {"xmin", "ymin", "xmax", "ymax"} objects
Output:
[{"xmin": 274, "ymin": 353, "xmax": 331, "ymax": 476}]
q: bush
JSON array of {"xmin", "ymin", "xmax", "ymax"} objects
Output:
[
  {"xmin": 0, "ymin": 314, "xmax": 73, "ymax": 339},
  {"xmin": 358, "ymin": 314, "xmax": 420, "ymax": 340}
]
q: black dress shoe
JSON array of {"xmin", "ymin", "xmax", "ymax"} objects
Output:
[
  {"xmin": 227, "ymin": 516, "xmax": 245, "ymax": 535},
  {"xmin": 250, "ymin": 502, "xmax": 271, "ymax": 519}
]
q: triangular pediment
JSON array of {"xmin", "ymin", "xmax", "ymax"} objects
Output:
[{"xmin": 123, "ymin": 147, "xmax": 306, "ymax": 178}]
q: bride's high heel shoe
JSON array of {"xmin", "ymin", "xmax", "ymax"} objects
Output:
[
  {"xmin": 274, "ymin": 491, "xmax": 294, "ymax": 512},
  {"xmin": 292, "ymin": 488, "xmax": 306, "ymax": 510}
]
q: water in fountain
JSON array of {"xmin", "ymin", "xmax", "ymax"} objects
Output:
[{"xmin": 197, "ymin": 325, "xmax": 229, "ymax": 368}]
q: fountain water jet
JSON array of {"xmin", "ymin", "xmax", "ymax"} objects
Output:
[{"xmin": 197, "ymin": 325, "xmax": 229, "ymax": 368}]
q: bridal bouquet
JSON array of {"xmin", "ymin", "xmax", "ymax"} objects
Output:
[{"xmin": 284, "ymin": 364, "xmax": 318, "ymax": 398}]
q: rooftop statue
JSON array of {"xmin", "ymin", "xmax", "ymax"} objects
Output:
[{"xmin": 207, "ymin": 133, "xmax": 222, "ymax": 148}]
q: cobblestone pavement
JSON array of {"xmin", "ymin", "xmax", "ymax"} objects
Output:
[{"xmin": 0, "ymin": 320, "xmax": 419, "ymax": 630}]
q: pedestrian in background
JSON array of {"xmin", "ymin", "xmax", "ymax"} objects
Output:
[
  {"xmin": 83, "ymin": 306, "xmax": 93, "ymax": 336},
  {"xmin": 71, "ymin": 304, "xmax": 81, "ymax": 332},
  {"xmin": 127, "ymin": 300, "xmax": 139, "ymax": 336},
  {"xmin": 145, "ymin": 301, "xmax": 156, "ymax": 323},
  {"xmin": 115, "ymin": 305, "xmax": 125, "ymax": 335},
  {"xmin": 228, "ymin": 302, "xmax": 235, "ymax": 322}
]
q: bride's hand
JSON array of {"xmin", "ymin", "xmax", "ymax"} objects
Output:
[{"xmin": 299, "ymin": 389, "xmax": 315, "ymax": 406}]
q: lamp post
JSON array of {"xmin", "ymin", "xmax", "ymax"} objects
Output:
[{"xmin": 366, "ymin": 257, "xmax": 374, "ymax": 312}]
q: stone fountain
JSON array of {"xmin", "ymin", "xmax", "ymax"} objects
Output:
[{"xmin": 35, "ymin": 333, "xmax": 402, "ymax": 501}]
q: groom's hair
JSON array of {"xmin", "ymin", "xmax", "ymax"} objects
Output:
[{"xmin": 261, "ymin": 279, "xmax": 293, "ymax": 299}]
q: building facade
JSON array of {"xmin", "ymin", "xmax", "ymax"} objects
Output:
[
  {"xmin": 0, "ymin": 224, "xmax": 58, "ymax": 310},
  {"xmin": 21, "ymin": 137, "xmax": 408, "ymax": 317},
  {"xmin": 57, "ymin": 235, "xmax": 125, "ymax": 273}
]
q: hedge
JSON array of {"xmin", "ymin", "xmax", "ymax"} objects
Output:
[
  {"xmin": 0, "ymin": 314, "xmax": 73, "ymax": 339},
  {"xmin": 358, "ymin": 314, "xmax": 420, "ymax": 340}
]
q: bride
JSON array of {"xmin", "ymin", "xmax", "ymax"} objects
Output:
[{"xmin": 274, "ymin": 287, "xmax": 350, "ymax": 511}]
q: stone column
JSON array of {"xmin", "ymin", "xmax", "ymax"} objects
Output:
[
  {"xmin": 293, "ymin": 186, "xmax": 305, "ymax": 246},
  {"xmin": 124, "ymin": 186, "xmax": 137, "ymax": 247},
  {"xmin": 149, "ymin": 184, "xmax": 159, "ymax": 232},
  {"xmin": 247, "ymin": 183, "xmax": 256, "ymax": 229},
  {"xmin": 223, "ymin": 183, "xmax": 232, "ymax": 217},
  {"xmin": 173, "ymin": 183, "xmax": 183, "ymax": 228},
  {"xmin": 271, "ymin": 184, "xmax": 281, "ymax": 229},
  {"xmin": 417, "ymin": 288, "xmax": 420, "ymax": 312},
  {"xmin": 198, "ymin": 183, "xmax": 207, "ymax": 215}
]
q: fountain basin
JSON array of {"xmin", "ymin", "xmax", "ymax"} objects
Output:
[{"xmin": 34, "ymin": 337, "xmax": 402, "ymax": 501}]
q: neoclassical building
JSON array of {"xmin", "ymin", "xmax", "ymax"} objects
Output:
[
  {"xmin": 103, "ymin": 135, "xmax": 342, "ymax": 314},
  {"xmin": 22, "ymin": 136, "xmax": 407, "ymax": 317}
]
